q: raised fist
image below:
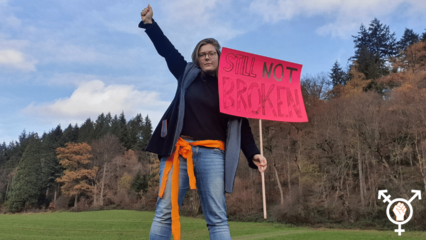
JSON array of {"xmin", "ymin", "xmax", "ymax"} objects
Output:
[
  {"xmin": 141, "ymin": 4, "xmax": 153, "ymax": 24},
  {"xmin": 393, "ymin": 202, "xmax": 407, "ymax": 221}
]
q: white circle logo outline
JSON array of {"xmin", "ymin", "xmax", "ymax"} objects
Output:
[{"xmin": 386, "ymin": 198, "xmax": 413, "ymax": 225}]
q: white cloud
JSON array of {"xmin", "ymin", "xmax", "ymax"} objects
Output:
[
  {"xmin": 0, "ymin": 38, "xmax": 36, "ymax": 73},
  {"xmin": 249, "ymin": 0, "xmax": 426, "ymax": 38},
  {"xmin": 22, "ymin": 80, "xmax": 170, "ymax": 126},
  {"xmin": 0, "ymin": 49, "xmax": 37, "ymax": 71}
]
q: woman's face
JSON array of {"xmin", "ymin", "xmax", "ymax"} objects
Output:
[{"xmin": 198, "ymin": 44, "xmax": 218, "ymax": 75}]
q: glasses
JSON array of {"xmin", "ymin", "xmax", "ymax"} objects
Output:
[{"xmin": 198, "ymin": 51, "xmax": 217, "ymax": 59}]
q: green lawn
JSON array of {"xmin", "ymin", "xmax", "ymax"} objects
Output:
[{"xmin": 0, "ymin": 210, "xmax": 424, "ymax": 239}]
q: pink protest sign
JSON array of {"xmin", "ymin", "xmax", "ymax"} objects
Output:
[{"xmin": 218, "ymin": 47, "xmax": 308, "ymax": 122}]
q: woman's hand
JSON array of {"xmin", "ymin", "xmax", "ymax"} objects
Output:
[
  {"xmin": 252, "ymin": 154, "xmax": 267, "ymax": 173},
  {"xmin": 141, "ymin": 4, "xmax": 153, "ymax": 24}
]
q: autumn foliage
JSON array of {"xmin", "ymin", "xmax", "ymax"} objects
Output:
[{"xmin": 56, "ymin": 143, "xmax": 98, "ymax": 207}]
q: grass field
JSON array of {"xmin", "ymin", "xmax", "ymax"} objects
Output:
[{"xmin": 0, "ymin": 210, "xmax": 425, "ymax": 240}]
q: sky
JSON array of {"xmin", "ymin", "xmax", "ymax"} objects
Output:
[{"xmin": 1, "ymin": 0, "xmax": 426, "ymax": 144}]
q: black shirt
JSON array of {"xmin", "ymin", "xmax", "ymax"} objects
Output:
[{"xmin": 180, "ymin": 72, "xmax": 230, "ymax": 142}]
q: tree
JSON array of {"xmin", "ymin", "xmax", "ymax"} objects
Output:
[
  {"xmin": 0, "ymin": 142, "xmax": 7, "ymax": 167},
  {"xmin": 141, "ymin": 115, "xmax": 153, "ymax": 151},
  {"xmin": 128, "ymin": 114, "xmax": 144, "ymax": 150},
  {"xmin": 91, "ymin": 134, "xmax": 125, "ymax": 206},
  {"xmin": 78, "ymin": 118, "xmax": 94, "ymax": 143},
  {"xmin": 0, "ymin": 168, "xmax": 16, "ymax": 204},
  {"xmin": 7, "ymin": 137, "xmax": 42, "ymax": 212},
  {"xmin": 339, "ymin": 62, "xmax": 370, "ymax": 97},
  {"xmin": 118, "ymin": 173, "xmax": 132, "ymax": 192},
  {"xmin": 352, "ymin": 18, "xmax": 398, "ymax": 59},
  {"xmin": 131, "ymin": 171, "xmax": 148, "ymax": 194},
  {"xmin": 397, "ymin": 28, "xmax": 419, "ymax": 51},
  {"xmin": 10, "ymin": 130, "xmax": 39, "ymax": 167},
  {"xmin": 40, "ymin": 126, "xmax": 64, "ymax": 206},
  {"xmin": 93, "ymin": 113, "xmax": 111, "ymax": 140},
  {"xmin": 329, "ymin": 61, "xmax": 348, "ymax": 86},
  {"xmin": 351, "ymin": 18, "xmax": 397, "ymax": 84},
  {"xmin": 392, "ymin": 41, "xmax": 426, "ymax": 73},
  {"xmin": 301, "ymin": 73, "xmax": 329, "ymax": 101},
  {"xmin": 420, "ymin": 29, "xmax": 426, "ymax": 42},
  {"xmin": 110, "ymin": 114, "xmax": 121, "ymax": 138},
  {"xmin": 62, "ymin": 124, "xmax": 79, "ymax": 144},
  {"xmin": 118, "ymin": 112, "xmax": 132, "ymax": 149},
  {"xmin": 55, "ymin": 143, "xmax": 98, "ymax": 207},
  {"xmin": 355, "ymin": 45, "xmax": 388, "ymax": 82}
]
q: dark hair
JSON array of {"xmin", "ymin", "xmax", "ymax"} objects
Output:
[{"xmin": 191, "ymin": 38, "xmax": 221, "ymax": 75}]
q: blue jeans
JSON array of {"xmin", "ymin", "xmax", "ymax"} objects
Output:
[{"xmin": 149, "ymin": 138, "xmax": 231, "ymax": 240}]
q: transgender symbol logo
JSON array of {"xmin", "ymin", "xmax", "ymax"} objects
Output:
[{"xmin": 378, "ymin": 190, "xmax": 422, "ymax": 236}]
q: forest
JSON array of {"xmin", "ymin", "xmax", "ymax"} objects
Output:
[{"xmin": 1, "ymin": 18, "xmax": 426, "ymax": 229}]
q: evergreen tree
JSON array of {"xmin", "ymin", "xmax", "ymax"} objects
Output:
[
  {"xmin": 94, "ymin": 113, "xmax": 111, "ymax": 139},
  {"xmin": 354, "ymin": 46, "xmax": 387, "ymax": 81},
  {"xmin": 62, "ymin": 124, "xmax": 74, "ymax": 144},
  {"xmin": 104, "ymin": 112, "xmax": 112, "ymax": 132},
  {"xmin": 118, "ymin": 112, "xmax": 131, "ymax": 149},
  {"xmin": 0, "ymin": 142, "xmax": 7, "ymax": 167},
  {"xmin": 119, "ymin": 112, "xmax": 127, "ymax": 126},
  {"xmin": 7, "ymin": 137, "xmax": 43, "ymax": 212},
  {"xmin": 329, "ymin": 61, "xmax": 348, "ymax": 86},
  {"xmin": 351, "ymin": 18, "xmax": 397, "ymax": 83},
  {"xmin": 5, "ymin": 130, "xmax": 39, "ymax": 171},
  {"xmin": 120, "ymin": 125, "xmax": 131, "ymax": 150},
  {"xmin": 397, "ymin": 28, "xmax": 420, "ymax": 51},
  {"xmin": 131, "ymin": 171, "xmax": 148, "ymax": 194},
  {"xmin": 78, "ymin": 118, "xmax": 94, "ymax": 143},
  {"xmin": 421, "ymin": 29, "xmax": 426, "ymax": 42},
  {"xmin": 110, "ymin": 114, "xmax": 121, "ymax": 138},
  {"xmin": 51, "ymin": 125, "xmax": 63, "ymax": 145},
  {"xmin": 93, "ymin": 113, "xmax": 107, "ymax": 140},
  {"xmin": 128, "ymin": 114, "xmax": 144, "ymax": 150},
  {"xmin": 72, "ymin": 124, "xmax": 80, "ymax": 142},
  {"xmin": 40, "ymin": 126, "xmax": 64, "ymax": 202},
  {"xmin": 4, "ymin": 141, "xmax": 20, "ymax": 170},
  {"xmin": 62, "ymin": 124, "xmax": 79, "ymax": 144},
  {"xmin": 352, "ymin": 18, "xmax": 398, "ymax": 59},
  {"xmin": 141, "ymin": 115, "xmax": 153, "ymax": 151},
  {"xmin": 16, "ymin": 130, "xmax": 31, "ymax": 161}
]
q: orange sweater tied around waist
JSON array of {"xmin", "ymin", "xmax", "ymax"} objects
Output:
[{"xmin": 158, "ymin": 137, "xmax": 225, "ymax": 240}]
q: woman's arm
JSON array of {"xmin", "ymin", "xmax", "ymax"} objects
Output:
[
  {"xmin": 140, "ymin": 5, "xmax": 187, "ymax": 80},
  {"xmin": 240, "ymin": 118, "xmax": 267, "ymax": 172}
]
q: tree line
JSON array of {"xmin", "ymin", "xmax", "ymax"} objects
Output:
[{"xmin": 0, "ymin": 112, "xmax": 155, "ymax": 212}]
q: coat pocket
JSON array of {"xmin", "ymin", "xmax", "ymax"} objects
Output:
[{"xmin": 160, "ymin": 119, "xmax": 167, "ymax": 138}]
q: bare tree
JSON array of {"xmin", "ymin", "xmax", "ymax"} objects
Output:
[{"xmin": 91, "ymin": 134, "xmax": 125, "ymax": 206}]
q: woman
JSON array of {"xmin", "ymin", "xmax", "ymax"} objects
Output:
[{"xmin": 140, "ymin": 4, "xmax": 267, "ymax": 240}]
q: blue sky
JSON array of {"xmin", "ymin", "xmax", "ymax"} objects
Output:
[{"xmin": 1, "ymin": 0, "xmax": 425, "ymax": 144}]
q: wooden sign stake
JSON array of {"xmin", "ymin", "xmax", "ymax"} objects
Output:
[{"xmin": 259, "ymin": 119, "xmax": 267, "ymax": 219}]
